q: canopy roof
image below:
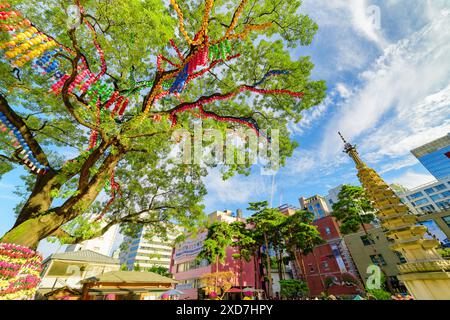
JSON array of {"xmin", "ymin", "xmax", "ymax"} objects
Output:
[
  {"xmin": 44, "ymin": 250, "xmax": 119, "ymax": 265},
  {"xmin": 81, "ymin": 271, "xmax": 178, "ymax": 285}
]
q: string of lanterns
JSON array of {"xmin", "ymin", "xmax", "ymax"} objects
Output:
[
  {"xmin": 0, "ymin": 112, "xmax": 49, "ymax": 174},
  {"xmin": 96, "ymin": 168, "xmax": 122, "ymax": 222},
  {"xmin": 0, "ymin": 243, "xmax": 42, "ymax": 300},
  {"xmin": 0, "ymin": 3, "xmax": 130, "ymax": 119}
]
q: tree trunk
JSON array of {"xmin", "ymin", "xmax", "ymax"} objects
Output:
[
  {"xmin": 275, "ymin": 245, "xmax": 283, "ymax": 282},
  {"xmin": 263, "ymin": 233, "xmax": 273, "ymax": 298},
  {"xmin": 293, "ymin": 250, "xmax": 307, "ymax": 281},
  {"xmin": 239, "ymin": 248, "xmax": 244, "ymax": 293},
  {"xmin": 1, "ymin": 150, "xmax": 122, "ymax": 249},
  {"xmin": 0, "ymin": 211, "xmax": 68, "ymax": 249},
  {"xmin": 253, "ymin": 251, "xmax": 258, "ymax": 290},
  {"xmin": 215, "ymin": 256, "xmax": 219, "ymax": 293}
]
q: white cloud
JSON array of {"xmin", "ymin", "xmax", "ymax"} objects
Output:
[
  {"xmin": 389, "ymin": 170, "xmax": 436, "ymax": 189},
  {"xmin": 202, "ymin": 168, "xmax": 273, "ymax": 209},
  {"xmin": 347, "ymin": 0, "xmax": 387, "ymax": 48},
  {"xmin": 335, "ymin": 83, "xmax": 352, "ymax": 99},
  {"xmin": 321, "ymin": 10, "xmax": 450, "ymax": 164},
  {"xmin": 378, "ymin": 156, "xmax": 419, "ymax": 174},
  {"xmin": 288, "ymin": 96, "xmax": 331, "ymax": 136}
]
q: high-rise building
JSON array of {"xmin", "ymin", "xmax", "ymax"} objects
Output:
[
  {"xmin": 119, "ymin": 226, "xmax": 180, "ymax": 271},
  {"xmin": 65, "ymin": 224, "xmax": 119, "ymax": 257},
  {"xmin": 411, "ymin": 133, "xmax": 450, "ymax": 180},
  {"xmin": 395, "ymin": 177, "xmax": 450, "ymax": 215},
  {"xmin": 324, "ymin": 185, "xmax": 344, "ymax": 211},
  {"xmin": 299, "ymin": 195, "xmax": 331, "ymax": 220}
]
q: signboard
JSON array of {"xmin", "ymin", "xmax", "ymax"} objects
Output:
[{"xmin": 174, "ymin": 232, "xmax": 207, "ymax": 262}]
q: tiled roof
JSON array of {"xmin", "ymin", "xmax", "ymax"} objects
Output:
[
  {"xmin": 45, "ymin": 250, "xmax": 119, "ymax": 265},
  {"xmin": 81, "ymin": 271, "xmax": 178, "ymax": 284}
]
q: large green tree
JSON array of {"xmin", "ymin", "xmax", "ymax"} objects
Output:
[
  {"xmin": 332, "ymin": 185, "xmax": 376, "ymax": 235},
  {"xmin": 281, "ymin": 210, "xmax": 323, "ymax": 281},
  {"xmin": 246, "ymin": 201, "xmax": 285, "ymax": 297},
  {"xmin": 0, "ymin": 0, "xmax": 325, "ymax": 249},
  {"xmin": 229, "ymin": 220, "xmax": 255, "ymax": 291}
]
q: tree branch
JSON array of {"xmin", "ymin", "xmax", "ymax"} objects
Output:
[{"xmin": 0, "ymin": 94, "xmax": 51, "ymax": 169}]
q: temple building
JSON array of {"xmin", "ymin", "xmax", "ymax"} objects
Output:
[{"xmin": 339, "ymin": 132, "xmax": 450, "ymax": 299}]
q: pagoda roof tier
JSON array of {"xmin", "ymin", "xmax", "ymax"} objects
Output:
[
  {"xmin": 390, "ymin": 238, "xmax": 440, "ymax": 251},
  {"xmin": 377, "ymin": 206, "xmax": 409, "ymax": 218},
  {"xmin": 380, "ymin": 214, "xmax": 417, "ymax": 227},
  {"xmin": 386, "ymin": 225, "xmax": 428, "ymax": 239},
  {"xmin": 398, "ymin": 260, "xmax": 450, "ymax": 274}
]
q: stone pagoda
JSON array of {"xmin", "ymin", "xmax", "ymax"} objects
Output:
[{"xmin": 339, "ymin": 132, "xmax": 450, "ymax": 299}]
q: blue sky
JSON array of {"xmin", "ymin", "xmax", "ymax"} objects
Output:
[
  {"xmin": 1, "ymin": 0, "xmax": 450, "ymax": 256},
  {"xmin": 201, "ymin": 0, "xmax": 450, "ymax": 215}
]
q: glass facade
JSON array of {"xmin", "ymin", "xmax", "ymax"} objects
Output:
[
  {"xmin": 394, "ymin": 177, "xmax": 450, "ymax": 214},
  {"xmin": 417, "ymin": 145, "xmax": 450, "ymax": 180},
  {"xmin": 408, "ymin": 192, "xmax": 424, "ymax": 200}
]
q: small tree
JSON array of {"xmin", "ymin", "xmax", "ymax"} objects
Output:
[
  {"xmin": 147, "ymin": 265, "xmax": 171, "ymax": 278},
  {"xmin": 200, "ymin": 271, "xmax": 235, "ymax": 299},
  {"xmin": 279, "ymin": 279, "xmax": 309, "ymax": 299},
  {"xmin": 196, "ymin": 221, "xmax": 233, "ymax": 292}
]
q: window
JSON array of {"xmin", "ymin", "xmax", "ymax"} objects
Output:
[
  {"xmin": 394, "ymin": 251, "xmax": 407, "ymax": 264},
  {"xmin": 442, "ymin": 190, "xmax": 450, "ymax": 198},
  {"xmin": 420, "ymin": 205, "xmax": 436, "ymax": 213},
  {"xmin": 318, "ymin": 209, "xmax": 325, "ymax": 218},
  {"xmin": 424, "ymin": 188, "xmax": 435, "ymax": 195},
  {"xmin": 431, "ymin": 194, "xmax": 445, "ymax": 201},
  {"xmin": 325, "ymin": 227, "xmax": 331, "ymax": 235},
  {"xmin": 322, "ymin": 261, "xmax": 329, "ymax": 270},
  {"xmin": 435, "ymin": 184, "xmax": 447, "ymax": 191},
  {"xmin": 308, "ymin": 264, "xmax": 315, "ymax": 273},
  {"xmin": 442, "ymin": 216, "xmax": 450, "ymax": 228},
  {"xmin": 436, "ymin": 200, "xmax": 450, "ymax": 210},
  {"xmin": 361, "ymin": 235, "xmax": 375, "ymax": 246},
  {"xmin": 370, "ymin": 254, "xmax": 387, "ymax": 266},
  {"xmin": 408, "ymin": 192, "xmax": 424, "ymax": 200},
  {"xmin": 329, "ymin": 199, "xmax": 334, "ymax": 205},
  {"xmin": 315, "ymin": 203, "xmax": 321, "ymax": 209},
  {"xmin": 414, "ymin": 198, "xmax": 429, "ymax": 206}
]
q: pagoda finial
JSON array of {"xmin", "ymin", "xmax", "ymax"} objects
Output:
[
  {"xmin": 338, "ymin": 132, "xmax": 364, "ymax": 166},
  {"xmin": 338, "ymin": 131, "xmax": 347, "ymax": 144}
]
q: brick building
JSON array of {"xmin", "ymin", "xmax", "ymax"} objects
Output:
[{"xmin": 294, "ymin": 195, "xmax": 362, "ymax": 297}]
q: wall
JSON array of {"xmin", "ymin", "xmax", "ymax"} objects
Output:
[
  {"xmin": 344, "ymin": 227, "xmax": 403, "ymax": 282},
  {"xmin": 295, "ymin": 216, "xmax": 360, "ymax": 297}
]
